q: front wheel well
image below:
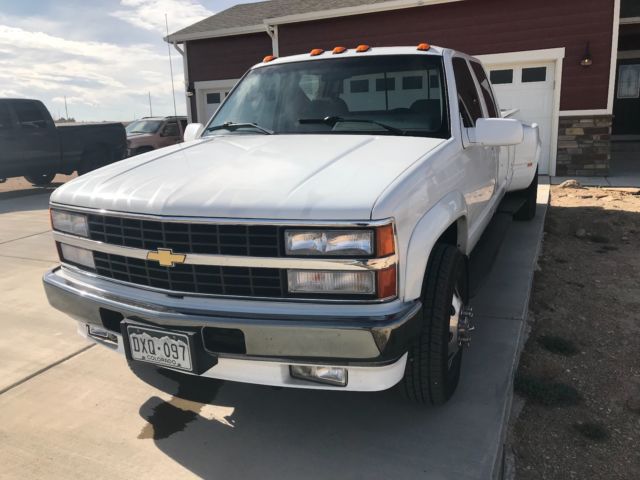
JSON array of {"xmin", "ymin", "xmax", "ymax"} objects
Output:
[{"xmin": 429, "ymin": 219, "xmax": 469, "ymax": 303}]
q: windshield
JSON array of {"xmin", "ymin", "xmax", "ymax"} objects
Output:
[
  {"xmin": 126, "ymin": 120, "xmax": 163, "ymax": 134},
  {"xmin": 204, "ymin": 55, "xmax": 449, "ymax": 138}
]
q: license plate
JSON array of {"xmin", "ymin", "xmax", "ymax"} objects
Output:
[{"xmin": 127, "ymin": 325, "xmax": 193, "ymax": 372}]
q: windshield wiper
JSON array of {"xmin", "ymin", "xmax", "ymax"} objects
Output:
[
  {"xmin": 205, "ymin": 122, "xmax": 274, "ymax": 135},
  {"xmin": 299, "ymin": 116, "xmax": 406, "ymax": 135}
]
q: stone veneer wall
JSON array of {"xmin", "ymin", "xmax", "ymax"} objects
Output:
[{"xmin": 556, "ymin": 115, "xmax": 612, "ymax": 176}]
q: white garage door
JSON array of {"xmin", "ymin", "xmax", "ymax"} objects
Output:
[{"xmin": 484, "ymin": 62, "xmax": 555, "ymax": 174}]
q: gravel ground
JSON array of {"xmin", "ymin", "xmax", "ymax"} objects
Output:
[{"xmin": 512, "ymin": 184, "xmax": 640, "ymax": 479}]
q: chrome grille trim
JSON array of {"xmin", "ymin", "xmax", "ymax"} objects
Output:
[{"xmin": 53, "ymin": 231, "xmax": 397, "ymax": 271}]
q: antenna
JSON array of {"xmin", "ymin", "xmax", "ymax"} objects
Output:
[{"xmin": 165, "ymin": 14, "xmax": 178, "ymax": 123}]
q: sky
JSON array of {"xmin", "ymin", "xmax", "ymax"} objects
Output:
[{"xmin": 0, "ymin": 0, "xmax": 256, "ymax": 121}]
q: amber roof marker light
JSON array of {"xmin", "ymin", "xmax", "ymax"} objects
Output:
[
  {"xmin": 355, "ymin": 44, "xmax": 371, "ymax": 52},
  {"xmin": 332, "ymin": 46, "xmax": 347, "ymax": 54},
  {"xmin": 310, "ymin": 48, "xmax": 324, "ymax": 56},
  {"xmin": 263, "ymin": 55, "xmax": 277, "ymax": 62},
  {"xmin": 417, "ymin": 43, "xmax": 431, "ymax": 51}
]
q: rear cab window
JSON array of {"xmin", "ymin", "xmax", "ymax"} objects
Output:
[
  {"xmin": 0, "ymin": 102, "xmax": 15, "ymax": 129},
  {"xmin": 470, "ymin": 61, "xmax": 500, "ymax": 118},
  {"xmin": 452, "ymin": 57, "xmax": 484, "ymax": 127},
  {"xmin": 13, "ymin": 101, "xmax": 51, "ymax": 129}
]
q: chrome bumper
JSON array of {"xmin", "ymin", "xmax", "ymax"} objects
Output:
[{"xmin": 43, "ymin": 266, "xmax": 422, "ymax": 365}]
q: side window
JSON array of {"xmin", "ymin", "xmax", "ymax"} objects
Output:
[
  {"xmin": 13, "ymin": 101, "xmax": 49, "ymax": 129},
  {"xmin": 471, "ymin": 62, "xmax": 500, "ymax": 118},
  {"xmin": 452, "ymin": 57, "xmax": 483, "ymax": 127},
  {"xmin": 0, "ymin": 103, "xmax": 14, "ymax": 129},
  {"xmin": 163, "ymin": 121, "xmax": 180, "ymax": 137}
]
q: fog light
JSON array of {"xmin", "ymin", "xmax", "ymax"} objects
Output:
[
  {"xmin": 287, "ymin": 270, "xmax": 375, "ymax": 295},
  {"xmin": 59, "ymin": 243, "xmax": 96, "ymax": 269},
  {"xmin": 290, "ymin": 365, "xmax": 348, "ymax": 387}
]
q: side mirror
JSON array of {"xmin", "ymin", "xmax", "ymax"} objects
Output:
[
  {"xmin": 472, "ymin": 118, "xmax": 524, "ymax": 146},
  {"xmin": 183, "ymin": 123, "xmax": 204, "ymax": 142}
]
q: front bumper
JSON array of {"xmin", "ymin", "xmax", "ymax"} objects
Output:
[{"xmin": 43, "ymin": 267, "xmax": 422, "ymax": 388}]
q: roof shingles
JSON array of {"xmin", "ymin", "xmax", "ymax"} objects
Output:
[{"xmin": 169, "ymin": 0, "xmax": 398, "ymax": 39}]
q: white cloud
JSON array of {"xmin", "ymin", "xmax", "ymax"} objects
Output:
[
  {"xmin": 111, "ymin": 0, "xmax": 214, "ymax": 34},
  {"xmin": 0, "ymin": 24, "xmax": 182, "ymax": 120},
  {"xmin": 0, "ymin": 1, "xmax": 214, "ymax": 121}
]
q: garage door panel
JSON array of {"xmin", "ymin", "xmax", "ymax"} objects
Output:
[{"xmin": 486, "ymin": 61, "xmax": 555, "ymax": 174}]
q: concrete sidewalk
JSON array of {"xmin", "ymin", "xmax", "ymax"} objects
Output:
[{"xmin": 0, "ymin": 188, "xmax": 548, "ymax": 480}]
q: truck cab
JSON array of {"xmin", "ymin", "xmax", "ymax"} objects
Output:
[{"xmin": 44, "ymin": 45, "xmax": 539, "ymax": 404}]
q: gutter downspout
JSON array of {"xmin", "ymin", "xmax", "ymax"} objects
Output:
[
  {"xmin": 172, "ymin": 41, "xmax": 193, "ymax": 123},
  {"xmin": 265, "ymin": 24, "xmax": 279, "ymax": 56}
]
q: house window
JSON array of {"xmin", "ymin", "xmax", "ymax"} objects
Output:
[
  {"xmin": 522, "ymin": 67, "xmax": 547, "ymax": 83},
  {"xmin": 617, "ymin": 64, "xmax": 640, "ymax": 99},
  {"xmin": 490, "ymin": 69, "xmax": 513, "ymax": 85},
  {"xmin": 350, "ymin": 79, "xmax": 369, "ymax": 93},
  {"xmin": 376, "ymin": 77, "xmax": 395, "ymax": 91},
  {"xmin": 402, "ymin": 76, "xmax": 423, "ymax": 90},
  {"xmin": 206, "ymin": 92, "xmax": 221, "ymax": 104}
]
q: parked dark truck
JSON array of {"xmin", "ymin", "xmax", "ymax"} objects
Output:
[{"xmin": 0, "ymin": 99, "xmax": 127, "ymax": 185}]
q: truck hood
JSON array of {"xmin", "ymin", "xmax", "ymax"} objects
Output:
[{"xmin": 52, "ymin": 134, "xmax": 444, "ymax": 220}]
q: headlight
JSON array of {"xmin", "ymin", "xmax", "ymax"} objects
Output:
[
  {"xmin": 51, "ymin": 210, "xmax": 89, "ymax": 237},
  {"xmin": 59, "ymin": 243, "xmax": 95, "ymax": 269},
  {"xmin": 285, "ymin": 230, "xmax": 373, "ymax": 256},
  {"xmin": 287, "ymin": 270, "xmax": 375, "ymax": 295}
]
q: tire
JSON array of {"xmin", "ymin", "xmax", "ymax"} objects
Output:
[
  {"xmin": 78, "ymin": 147, "xmax": 109, "ymax": 176},
  {"xmin": 24, "ymin": 172, "xmax": 55, "ymax": 186},
  {"xmin": 402, "ymin": 243, "xmax": 469, "ymax": 405},
  {"xmin": 513, "ymin": 167, "xmax": 538, "ymax": 221}
]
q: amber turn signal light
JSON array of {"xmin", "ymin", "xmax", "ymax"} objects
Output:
[
  {"xmin": 355, "ymin": 44, "xmax": 371, "ymax": 52},
  {"xmin": 417, "ymin": 43, "xmax": 431, "ymax": 51},
  {"xmin": 377, "ymin": 265, "xmax": 397, "ymax": 299},
  {"xmin": 376, "ymin": 224, "xmax": 395, "ymax": 257},
  {"xmin": 263, "ymin": 55, "xmax": 277, "ymax": 62},
  {"xmin": 332, "ymin": 46, "xmax": 347, "ymax": 54},
  {"xmin": 310, "ymin": 48, "xmax": 324, "ymax": 56}
]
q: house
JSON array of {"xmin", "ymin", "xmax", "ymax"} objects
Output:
[{"xmin": 166, "ymin": 0, "xmax": 638, "ymax": 177}]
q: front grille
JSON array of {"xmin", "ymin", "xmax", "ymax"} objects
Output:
[
  {"xmin": 93, "ymin": 252, "xmax": 284, "ymax": 297},
  {"xmin": 88, "ymin": 214, "xmax": 281, "ymax": 257}
]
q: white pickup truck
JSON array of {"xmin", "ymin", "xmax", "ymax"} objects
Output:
[{"xmin": 44, "ymin": 45, "xmax": 539, "ymax": 405}]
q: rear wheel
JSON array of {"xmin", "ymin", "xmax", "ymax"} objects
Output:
[
  {"xmin": 24, "ymin": 172, "xmax": 55, "ymax": 186},
  {"xmin": 78, "ymin": 147, "xmax": 109, "ymax": 175},
  {"xmin": 401, "ymin": 243, "xmax": 472, "ymax": 405},
  {"xmin": 514, "ymin": 167, "xmax": 538, "ymax": 221}
]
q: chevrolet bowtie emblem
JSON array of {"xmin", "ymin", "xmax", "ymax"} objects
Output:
[{"xmin": 146, "ymin": 248, "xmax": 186, "ymax": 267}]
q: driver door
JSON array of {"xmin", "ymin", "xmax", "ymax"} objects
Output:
[{"xmin": 452, "ymin": 57, "xmax": 497, "ymax": 230}]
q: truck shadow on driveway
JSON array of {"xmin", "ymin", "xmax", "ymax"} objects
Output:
[{"xmin": 131, "ymin": 310, "xmax": 522, "ymax": 480}]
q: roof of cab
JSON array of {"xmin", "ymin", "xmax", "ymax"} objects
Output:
[{"xmin": 252, "ymin": 45, "xmax": 448, "ymax": 69}]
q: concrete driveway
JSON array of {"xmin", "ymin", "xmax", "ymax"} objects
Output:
[{"xmin": 0, "ymin": 185, "xmax": 548, "ymax": 480}]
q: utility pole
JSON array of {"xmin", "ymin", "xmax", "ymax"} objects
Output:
[
  {"xmin": 165, "ymin": 14, "xmax": 179, "ymax": 123},
  {"xmin": 148, "ymin": 92, "xmax": 153, "ymax": 116},
  {"xmin": 64, "ymin": 96, "xmax": 69, "ymax": 119}
]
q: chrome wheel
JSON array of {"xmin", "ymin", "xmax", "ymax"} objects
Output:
[{"xmin": 447, "ymin": 290, "xmax": 473, "ymax": 368}]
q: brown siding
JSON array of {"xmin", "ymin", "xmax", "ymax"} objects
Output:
[
  {"xmin": 187, "ymin": 32, "xmax": 272, "ymax": 82},
  {"xmin": 278, "ymin": 0, "xmax": 615, "ymax": 111}
]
